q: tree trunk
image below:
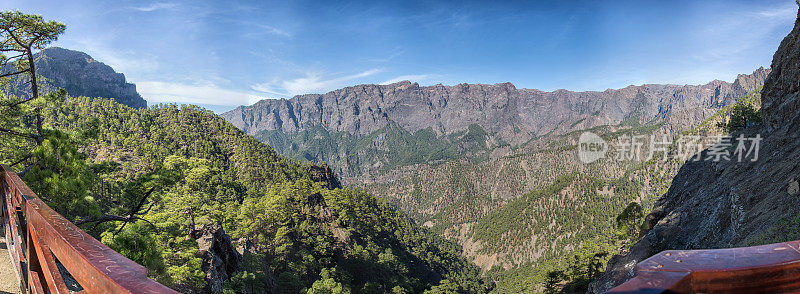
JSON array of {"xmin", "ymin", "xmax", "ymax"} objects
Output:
[{"xmin": 26, "ymin": 47, "xmax": 42, "ymax": 139}]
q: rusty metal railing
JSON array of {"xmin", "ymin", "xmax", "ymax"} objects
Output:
[
  {"xmin": 607, "ymin": 240, "xmax": 800, "ymax": 293},
  {"xmin": 1, "ymin": 165, "xmax": 178, "ymax": 294}
]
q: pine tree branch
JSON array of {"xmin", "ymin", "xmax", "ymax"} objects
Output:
[
  {"xmin": 76, "ymin": 214, "xmax": 136, "ymax": 225},
  {"xmin": 4, "ymin": 28, "xmax": 27, "ymax": 48},
  {"xmin": 75, "ymin": 187, "xmax": 159, "ymax": 236},
  {"xmin": 6, "ymin": 96, "xmax": 35, "ymax": 107},
  {"xmin": 0, "ymin": 68, "xmax": 29, "ymax": 78},
  {"xmin": 9, "ymin": 153, "xmax": 32, "ymax": 167},
  {"xmin": 115, "ymin": 187, "xmax": 157, "ymax": 235},
  {"xmin": 0, "ymin": 126, "xmax": 42, "ymax": 142},
  {"xmin": 17, "ymin": 160, "xmax": 39, "ymax": 177}
]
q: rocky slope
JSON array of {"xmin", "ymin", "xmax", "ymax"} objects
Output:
[
  {"xmin": 589, "ymin": 8, "xmax": 800, "ymax": 293},
  {"xmin": 224, "ymin": 69, "xmax": 768, "ymax": 181},
  {"xmin": 4, "ymin": 47, "xmax": 147, "ymax": 108}
]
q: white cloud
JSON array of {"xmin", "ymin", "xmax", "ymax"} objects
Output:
[
  {"xmin": 754, "ymin": 5, "xmax": 796, "ymax": 19},
  {"xmin": 380, "ymin": 74, "xmax": 431, "ymax": 85},
  {"xmin": 138, "ymin": 80, "xmax": 261, "ymax": 106},
  {"xmin": 361, "ymin": 48, "xmax": 405, "ymax": 63},
  {"xmin": 68, "ymin": 38, "xmax": 159, "ymax": 76},
  {"xmin": 130, "ymin": 2, "xmax": 179, "ymax": 12},
  {"xmin": 252, "ymin": 69, "xmax": 383, "ymax": 97},
  {"xmin": 256, "ymin": 24, "xmax": 291, "ymax": 37},
  {"xmin": 92, "ymin": 51, "xmax": 159, "ymax": 75}
]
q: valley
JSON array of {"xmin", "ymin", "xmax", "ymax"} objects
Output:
[
  {"xmin": 223, "ymin": 69, "xmax": 769, "ymax": 292},
  {"xmin": 3, "ymin": 4, "xmax": 799, "ymax": 294}
]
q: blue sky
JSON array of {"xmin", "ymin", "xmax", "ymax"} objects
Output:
[{"xmin": 1, "ymin": 0, "xmax": 796, "ymax": 113}]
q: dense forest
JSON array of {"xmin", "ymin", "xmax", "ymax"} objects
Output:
[
  {"xmin": 5, "ymin": 93, "xmax": 500, "ymax": 293},
  {"xmin": 3, "ymin": 94, "xmax": 497, "ymax": 293},
  {"xmin": 0, "ymin": 12, "xmax": 493, "ymax": 293}
]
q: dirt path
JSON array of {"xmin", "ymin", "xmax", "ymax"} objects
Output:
[{"xmin": 0, "ymin": 235, "xmax": 19, "ymax": 294}]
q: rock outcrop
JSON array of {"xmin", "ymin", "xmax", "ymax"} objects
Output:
[
  {"xmin": 589, "ymin": 8, "xmax": 800, "ymax": 293},
  {"xmin": 763, "ymin": 12, "xmax": 800, "ymax": 131},
  {"xmin": 195, "ymin": 222, "xmax": 242, "ymax": 294},
  {"xmin": 307, "ymin": 163, "xmax": 342, "ymax": 189},
  {"xmin": 5, "ymin": 47, "xmax": 147, "ymax": 108}
]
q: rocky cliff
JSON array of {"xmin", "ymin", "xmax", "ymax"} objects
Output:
[
  {"xmin": 589, "ymin": 8, "xmax": 800, "ymax": 293},
  {"xmin": 223, "ymin": 69, "xmax": 769, "ymax": 184},
  {"xmin": 5, "ymin": 47, "xmax": 147, "ymax": 108},
  {"xmin": 224, "ymin": 69, "xmax": 768, "ymax": 145}
]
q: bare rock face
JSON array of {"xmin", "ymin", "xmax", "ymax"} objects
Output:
[
  {"xmin": 763, "ymin": 10, "xmax": 800, "ymax": 131},
  {"xmin": 589, "ymin": 8, "xmax": 800, "ymax": 293},
  {"xmin": 196, "ymin": 222, "xmax": 242, "ymax": 293},
  {"xmin": 5, "ymin": 47, "xmax": 148, "ymax": 108},
  {"xmin": 223, "ymin": 70, "xmax": 769, "ymax": 145},
  {"xmin": 223, "ymin": 70, "xmax": 769, "ymax": 185}
]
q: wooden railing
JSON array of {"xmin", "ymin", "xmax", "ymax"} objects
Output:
[
  {"xmin": 607, "ymin": 239, "xmax": 800, "ymax": 293},
  {"xmin": 1, "ymin": 165, "xmax": 178, "ymax": 294}
]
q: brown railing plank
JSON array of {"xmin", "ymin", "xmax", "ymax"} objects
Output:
[
  {"xmin": 28, "ymin": 267, "xmax": 45, "ymax": 294},
  {"xmin": 638, "ymin": 241, "xmax": 800, "ymax": 272},
  {"xmin": 28, "ymin": 219, "xmax": 70, "ymax": 294},
  {"xmin": 606, "ymin": 271, "xmax": 691, "ymax": 293},
  {"xmin": 1, "ymin": 178, "xmax": 23, "ymax": 294},
  {"xmin": 607, "ymin": 240, "xmax": 800, "ymax": 293}
]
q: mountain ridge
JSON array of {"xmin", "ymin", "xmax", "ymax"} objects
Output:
[
  {"xmin": 222, "ymin": 68, "xmax": 769, "ymax": 183},
  {"xmin": 225, "ymin": 67, "xmax": 769, "ymax": 140},
  {"xmin": 3, "ymin": 47, "xmax": 147, "ymax": 108}
]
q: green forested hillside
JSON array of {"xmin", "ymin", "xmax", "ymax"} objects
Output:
[
  {"xmin": 257, "ymin": 122, "xmax": 502, "ymax": 182},
  {"xmin": 243, "ymin": 87, "xmax": 765, "ymax": 293},
  {"xmin": 2, "ymin": 95, "xmax": 491, "ymax": 293},
  {"xmin": 476, "ymin": 89, "xmax": 764, "ymax": 293}
]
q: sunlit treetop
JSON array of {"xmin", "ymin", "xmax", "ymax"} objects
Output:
[
  {"xmin": 0, "ymin": 10, "xmax": 65, "ymax": 72},
  {"xmin": 0, "ymin": 10, "xmax": 65, "ymax": 50}
]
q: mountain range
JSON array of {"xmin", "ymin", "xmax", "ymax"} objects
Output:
[{"xmin": 222, "ymin": 68, "xmax": 769, "ymax": 182}]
